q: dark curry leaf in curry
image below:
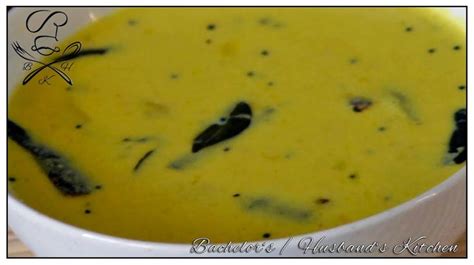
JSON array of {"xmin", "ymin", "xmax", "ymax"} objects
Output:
[
  {"xmin": 448, "ymin": 108, "xmax": 466, "ymax": 164},
  {"xmin": 192, "ymin": 102, "xmax": 252, "ymax": 153},
  {"xmin": 54, "ymin": 47, "xmax": 109, "ymax": 62},
  {"xmin": 7, "ymin": 119, "xmax": 93, "ymax": 196}
]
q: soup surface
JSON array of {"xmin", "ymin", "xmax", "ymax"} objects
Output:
[{"xmin": 8, "ymin": 8, "xmax": 466, "ymax": 243}]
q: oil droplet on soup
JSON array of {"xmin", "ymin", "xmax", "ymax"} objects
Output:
[{"xmin": 8, "ymin": 8, "xmax": 465, "ymax": 243}]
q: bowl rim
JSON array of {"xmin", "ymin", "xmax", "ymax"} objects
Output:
[{"xmin": 8, "ymin": 166, "xmax": 466, "ymax": 250}]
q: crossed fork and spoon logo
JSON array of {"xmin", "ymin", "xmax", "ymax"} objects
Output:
[{"xmin": 11, "ymin": 41, "xmax": 82, "ymax": 85}]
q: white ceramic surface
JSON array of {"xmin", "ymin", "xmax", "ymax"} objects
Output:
[{"xmin": 7, "ymin": 7, "xmax": 466, "ymax": 257}]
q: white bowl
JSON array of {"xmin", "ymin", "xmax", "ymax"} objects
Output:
[{"xmin": 8, "ymin": 7, "xmax": 466, "ymax": 257}]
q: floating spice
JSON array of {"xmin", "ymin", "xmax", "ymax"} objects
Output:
[
  {"xmin": 133, "ymin": 149, "xmax": 155, "ymax": 172},
  {"xmin": 258, "ymin": 17, "xmax": 283, "ymax": 28},
  {"xmin": 262, "ymin": 233, "xmax": 271, "ymax": 239},
  {"xmin": 7, "ymin": 119, "xmax": 93, "ymax": 196},
  {"xmin": 350, "ymin": 97, "xmax": 372, "ymax": 112},
  {"xmin": 192, "ymin": 102, "xmax": 252, "ymax": 153},
  {"xmin": 349, "ymin": 58, "xmax": 358, "ymax": 64},
  {"xmin": 316, "ymin": 198, "xmax": 330, "ymax": 204},
  {"xmin": 122, "ymin": 137, "xmax": 149, "ymax": 143},
  {"xmin": 259, "ymin": 18, "xmax": 270, "ymax": 25},
  {"xmin": 170, "ymin": 73, "xmax": 179, "ymax": 80},
  {"xmin": 207, "ymin": 24, "xmax": 216, "ymax": 31}
]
